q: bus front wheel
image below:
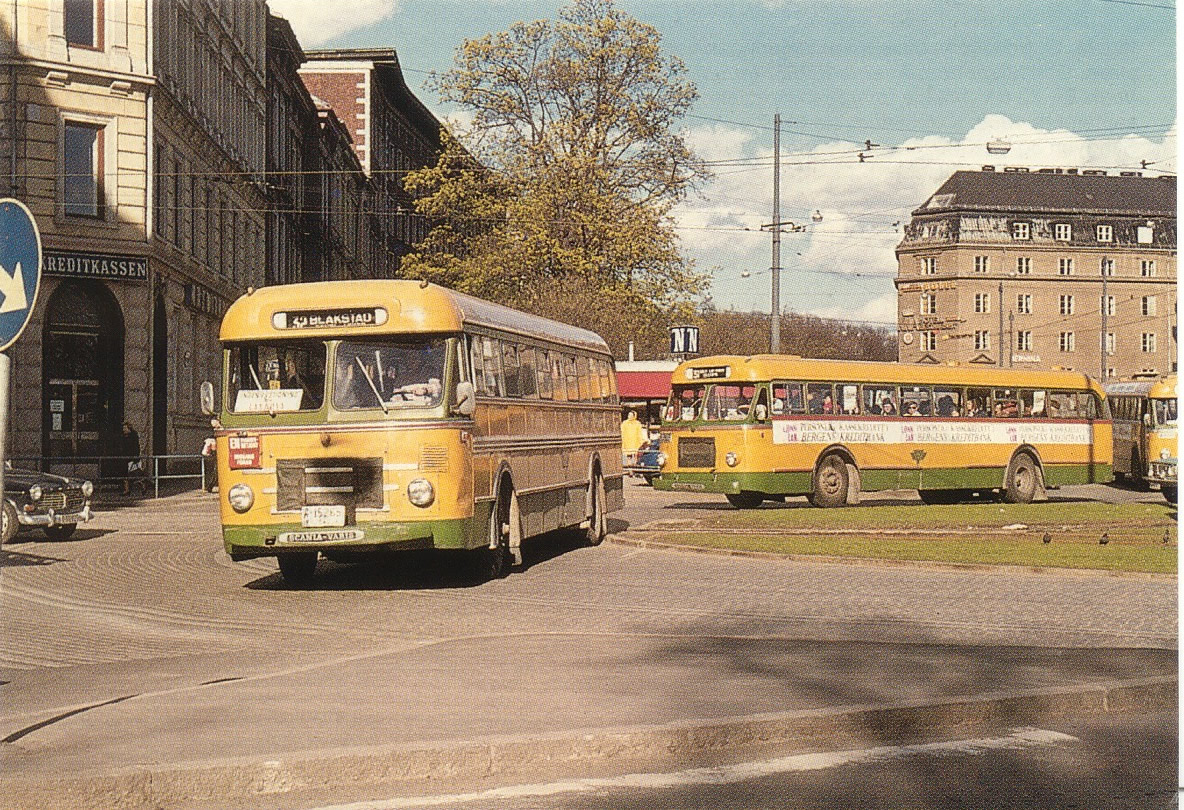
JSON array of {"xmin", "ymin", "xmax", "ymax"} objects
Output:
[
  {"xmin": 1003, "ymin": 454, "xmax": 1040, "ymax": 504},
  {"xmin": 277, "ymin": 552, "xmax": 318, "ymax": 586},
  {"xmin": 725, "ymin": 493, "xmax": 764, "ymax": 509},
  {"xmin": 584, "ymin": 471, "xmax": 606, "ymax": 546},
  {"xmin": 812, "ymin": 455, "xmax": 850, "ymax": 508},
  {"xmin": 481, "ymin": 491, "xmax": 512, "ymax": 579}
]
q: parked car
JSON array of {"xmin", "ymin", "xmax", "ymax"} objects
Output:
[
  {"xmin": 1, "ymin": 467, "xmax": 94, "ymax": 543},
  {"xmin": 626, "ymin": 439, "xmax": 663, "ymax": 485}
]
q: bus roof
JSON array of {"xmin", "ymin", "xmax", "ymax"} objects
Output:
[
  {"xmin": 219, "ymin": 280, "xmax": 611, "ymax": 355},
  {"xmin": 1106, "ymin": 374, "xmax": 1177, "ymax": 400},
  {"xmin": 673, "ymin": 355, "xmax": 1104, "ymax": 394}
]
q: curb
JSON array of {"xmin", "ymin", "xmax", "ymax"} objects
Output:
[
  {"xmin": 609, "ymin": 533, "xmax": 1179, "ymax": 582},
  {"xmin": 0, "ymin": 676, "xmax": 1175, "ymax": 810}
]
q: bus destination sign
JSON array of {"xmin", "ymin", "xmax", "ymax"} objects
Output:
[
  {"xmin": 688, "ymin": 366, "xmax": 730, "ymax": 380},
  {"xmin": 272, "ymin": 307, "xmax": 388, "ymax": 330}
]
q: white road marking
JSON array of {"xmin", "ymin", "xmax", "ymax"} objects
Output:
[{"xmin": 308, "ymin": 727, "xmax": 1078, "ymax": 809}]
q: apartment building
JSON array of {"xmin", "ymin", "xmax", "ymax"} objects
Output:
[{"xmin": 896, "ymin": 168, "xmax": 1176, "ymax": 379}]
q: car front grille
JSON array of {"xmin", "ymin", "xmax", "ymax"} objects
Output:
[
  {"xmin": 41, "ymin": 489, "xmax": 88, "ymax": 511},
  {"xmin": 275, "ymin": 458, "xmax": 384, "ymax": 514},
  {"xmin": 677, "ymin": 437, "xmax": 716, "ymax": 468}
]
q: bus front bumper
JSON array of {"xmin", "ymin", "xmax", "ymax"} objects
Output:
[{"xmin": 224, "ymin": 516, "xmax": 476, "ymax": 559}]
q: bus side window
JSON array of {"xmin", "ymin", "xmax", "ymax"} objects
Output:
[
  {"xmin": 992, "ymin": 389, "xmax": 1018, "ymax": 418},
  {"xmin": 839, "ymin": 383, "xmax": 860, "ymax": 415},
  {"xmin": 806, "ymin": 383, "xmax": 834, "ymax": 414},
  {"xmin": 1048, "ymin": 392, "xmax": 1079, "ymax": 418},
  {"xmin": 551, "ymin": 357, "xmax": 567, "ymax": 402},
  {"xmin": 934, "ymin": 388, "xmax": 962, "ymax": 417},
  {"xmin": 1084, "ymin": 394, "xmax": 1100, "ymax": 420},
  {"xmin": 536, "ymin": 349, "xmax": 552, "ymax": 399},
  {"xmin": 772, "ymin": 382, "xmax": 805, "ymax": 414},
  {"xmin": 518, "ymin": 346, "xmax": 538, "ymax": 398},
  {"xmin": 965, "ymin": 388, "xmax": 990, "ymax": 418},
  {"xmin": 565, "ymin": 356, "xmax": 580, "ymax": 401},
  {"xmin": 1021, "ymin": 390, "xmax": 1044, "ymax": 417},
  {"xmin": 482, "ymin": 337, "xmax": 503, "ymax": 397},
  {"xmin": 862, "ymin": 384, "xmax": 896, "ymax": 416},
  {"xmin": 901, "ymin": 386, "xmax": 932, "ymax": 417},
  {"xmin": 502, "ymin": 344, "xmax": 521, "ymax": 397}
]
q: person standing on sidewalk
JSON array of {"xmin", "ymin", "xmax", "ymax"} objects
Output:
[{"xmin": 120, "ymin": 422, "xmax": 141, "ymax": 495}]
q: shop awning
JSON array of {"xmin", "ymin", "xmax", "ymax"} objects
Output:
[{"xmin": 617, "ymin": 371, "xmax": 673, "ymax": 400}]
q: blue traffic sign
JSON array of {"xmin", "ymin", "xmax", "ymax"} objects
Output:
[{"xmin": 0, "ymin": 199, "xmax": 42, "ymax": 352}]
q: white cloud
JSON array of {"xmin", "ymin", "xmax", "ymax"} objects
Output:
[
  {"xmin": 675, "ymin": 114, "xmax": 1177, "ymax": 324},
  {"xmin": 269, "ymin": 0, "xmax": 400, "ymax": 48}
]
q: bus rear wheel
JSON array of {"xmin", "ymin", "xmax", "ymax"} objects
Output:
[
  {"xmin": 725, "ymin": 493, "xmax": 764, "ymax": 509},
  {"xmin": 812, "ymin": 454, "xmax": 850, "ymax": 508},
  {"xmin": 277, "ymin": 552, "xmax": 318, "ymax": 585},
  {"xmin": 1003, "ymin": 454, "xmax": 1040, "ymax": 504},
  {"xmin": 584, "ymin": 471, "xmax": 606, "ymax": 546},
  {"xmin": 480, "ymin": 491, "xmax": 512, "ymax": 580}
]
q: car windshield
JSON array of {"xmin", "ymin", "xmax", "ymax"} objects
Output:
[
  {"xmin": 333, "ymin": 338, "xmax": 447, "ymax": 411},
  {"xmin": 228, "ymin": 341, "xmax": 326, "ymax": 413},
  {"xmin": 1154, "ymin": 398, "xmax": 1177, "ymax": 425}
]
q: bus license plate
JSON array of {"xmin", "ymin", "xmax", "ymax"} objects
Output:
[
  {"xmin": 302, "ymin": 505, "xmax": 346, "ymax": 528},
  {"xmin": 277, "ymin": 529, "xmax": 364, "ymax": 544}
]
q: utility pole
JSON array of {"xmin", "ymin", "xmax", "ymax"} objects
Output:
[
  {"xmin": 771, "ymin": 113, "xmax": 781, "ymax": 354},
  {"xmin": 1100, "ymin": 258, "xmax": 1109, "ymax": 380},
  {"xmin": 997, "ymin": 280, "xmax": 1004, "ymax": 367}
]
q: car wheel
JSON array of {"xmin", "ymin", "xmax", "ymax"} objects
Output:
[
  {"xmin": 277, "ymin": 552, "xmax": 318, "ymax": 585},
  {"xmin": 1, "ymin": 501, "xmax": 17, "ymax": 544}
]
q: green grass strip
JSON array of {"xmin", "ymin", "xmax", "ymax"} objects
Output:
[{"xmin": 651, "ymin": 531, "xmax": 1176, "ymax": 574}]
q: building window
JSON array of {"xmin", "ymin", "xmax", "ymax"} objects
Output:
[
  {"xmin": 1103, "ymin": 295, "xmax": 1115, "ymax": 316},
  {"xmin": 974, "ymin": 292, "xmax": 991, "ymax": 314},
  {"xmin": 1054, "ymin": 223, "xmax": 1072, "ymax": 241},
  {"xmin": 1100, "ymin": 258, "xmax": 1115, "ymax": 276},
  {"xmin": 1142, "ymin": 296, "xmax": 1157, "ymax": 316},
  {"xmin": 1142, "ymin": 333, "xmax": 1158, "ymax": 353},
  {"xmin": 1059, "ymin": 332, "xmax": 1076, "ymax": 352},
  {"xmin": 1058, "ymin": 258, "xmax": 1074, "ymax": 275},
  {"xmin": 920, "ymin": 256, "xmax": 937, "ymax": 275},
  {"xmin": 63, "ymin": 122, "xmax": 103, "ymax": 218},
  {"xmin": 1107, "ymin": 367, "xmax": 1116, "ymax": 379},
  {"xmin": 1015, "ymin": 256, "xmax": 1032, "ymax": 275},
  {"xmin": 1016, "ymin": 294, "xmax": 1032, "ymax": 314},
  {"xmin": 1137, "ymin": 226, "xmax": 1154, "ymax": 245},
  {"xmin": 921, "ymin": 331, "xmax": 937, "ymax": 351},
  {"xmin": 64, "ymin": 0, "xmax": 101, "ymax": 48},
  {"xmin": 1141, "ymin": 260, "xmax": 1157, "ymax": 277},
  {"xmin": 921, "ymin": 293, "xmax": 936, "ymax": 315},
  {"xmin": 974, "ymin": 330, "xmax": 991, "ymax": 351},
  {"xmin": 1106, "ymin": 333, "xmax": 1115, "ymax": 355},
  {"xmin": 1016, "ymin": 331, "xmax": 1032, "ymax": 352},
  {"xmin": 973, "ymin": 256, "xmax": 990, "ymax": 273},
  {"xmin": 1012, "ymin": 222, "xmax": 1030, "ymax": 240},
  {"xmin": 1096, "ymin": 224, "xmax": 1113, "ymax": 243},
  {"xmin": 1059, "ymin": 295, "xmax": 1074, "ymax": 316}
]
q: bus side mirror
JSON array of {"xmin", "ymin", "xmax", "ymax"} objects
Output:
[
  {"xmin": 200, "ymin": 381, "xmax": 215, "ymax": 416},
  {"xmin": 452, "ymin": 381, "xmax": 476, "ymax": 417}
]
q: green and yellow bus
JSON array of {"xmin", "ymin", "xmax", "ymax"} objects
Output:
[
  {"xmin": 653, "ymin": 355, "xmax": 1112, "ymax": 507},
  {"xmin": 202, "ymin": 280, "xmax": 623, "ymax": 584},
  {"xmin": 1105, "ymin": 374, "xmax": 1177, "ymax": 503}
]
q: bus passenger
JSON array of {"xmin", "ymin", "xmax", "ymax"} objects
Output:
[
  {"xmin": 904, "ymin": 401, "xmax": 920, "ymax": 417},
  {"xmin": 880, "ymin": 399, "xmax": 897, "ymax": 416}
]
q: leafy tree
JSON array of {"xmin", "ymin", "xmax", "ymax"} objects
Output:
[{"xmin": 402, "ymin": 0, "xmax": 709, "ymax": 355}]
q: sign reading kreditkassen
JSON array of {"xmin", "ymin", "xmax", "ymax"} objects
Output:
[{"xmin": 43, "ymin": 250, "xmax": 147, "ymax": 281}]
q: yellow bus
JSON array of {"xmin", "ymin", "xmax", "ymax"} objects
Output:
[
  {"xmin": 1105, "ymin": 374, "xmax": 1177, "ymax": 503},
  {"xmin": 652, "ymin": 355, "xmax": 1112, "ymax": 507},
  {"xmin": 201, "ymin": 280, "xmax": 623, "ymax": 584}
]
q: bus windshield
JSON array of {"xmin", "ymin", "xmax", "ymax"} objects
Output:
[
  {"xmin": 228, "ymin": 340, "xmax": 326, "ymax": 413},
  {"xmin": 333, "ymin": 338, "xmax": 447, "ymax": 411},
  {"xmin": 1154, "ymin": 398, "xmax": 1177, "ymax": 426},
  {"xmin": 666, "ymin": 384, "xmax": 707, "ymax": 422}
]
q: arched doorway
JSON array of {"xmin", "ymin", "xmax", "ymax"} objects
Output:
[{"xmin": 41, "ymin": 280, "xmax": 125, "ymax": 464}]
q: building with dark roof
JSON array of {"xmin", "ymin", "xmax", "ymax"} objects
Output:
[{"xmin": 896, "ymin": 168, "xmax": 1176, "ymax": 378}]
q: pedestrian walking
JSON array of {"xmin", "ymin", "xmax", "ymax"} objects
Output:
[{"xmin": 120, "ymin": 422, "xmax": 142, "ymax": 495}]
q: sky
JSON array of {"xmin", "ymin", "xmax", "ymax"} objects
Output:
[{"xmin": 268, "ymin": 0, "xmax": 1177, "ymax": 329}]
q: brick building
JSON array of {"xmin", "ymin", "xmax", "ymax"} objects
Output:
[{"xmin": 896, "ymin": 168, "xmax": 1176, "ymax": 379}]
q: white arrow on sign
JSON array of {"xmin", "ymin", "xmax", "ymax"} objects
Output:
[{"xmin": 0, "ymin": 261, "xmax": 28, "ymax": 314}]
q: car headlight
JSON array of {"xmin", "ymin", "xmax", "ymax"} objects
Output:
[
  {"xmin": 1161, "ymin": 448, "xmax": 1171, "ymax": 460},
  {"xmin": 656, "ymin": 452, "xmax": 668, "ymax": 468},
  {"xmin": 725, "ymin": 452, "xmax": 739, "ymax": 467},
  {"xmin": 81, "ymin": 481, "xmax": 94, "ymax": 497},
  {"xmin": 227, "ymin": 483, "xmax": 254, "ymax": 513},
  {"xmin": 407, "ymin": 478, "xmax": 435, "ymax": 507},
  {"xmin": 28, "ymin": 485, "xmax": 42, "ymax": 502}
]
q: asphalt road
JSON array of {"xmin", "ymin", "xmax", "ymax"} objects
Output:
[{"xmin": 0, "ymin": 479, "xmax": 1176, "ymax": 809}]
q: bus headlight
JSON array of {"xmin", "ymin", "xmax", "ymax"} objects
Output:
[
  {"xmin": 228, "ymin": 484, "xmax": 254, "ymax": 513},
  {"xmin": 28, "ymin": 485, "xmax": 42, "ymax": 502},
  {"xmin": 725, "ymin": 452, "xmax": 739, "ymax": 467},
  {"xmin": 656, "ymin": 452, "xmax": 668, "ymax": 468},
  {"xmin": 1161, "ymin": 448, "xmax": 1171, "ymax": 460},
  {"xmin": 407, "ymin": 478, "xmax": 435, "ymax": 507},
  {"xmin": 81, "ymin": 481, "xmax": 94, "ymax": 498}
]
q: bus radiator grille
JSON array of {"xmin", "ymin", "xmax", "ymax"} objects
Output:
[
  {"xmin": 677, "ymin": 437, "xmax": 716, "ymax": 468},
  {"xmin": 276, "ymin": 458, "xmax": 384, "ymax": 511}
]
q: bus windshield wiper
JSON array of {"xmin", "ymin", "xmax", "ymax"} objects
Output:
[{"xmin": 355, "ymin": 356, "xmax": 389, "ymax": 414}]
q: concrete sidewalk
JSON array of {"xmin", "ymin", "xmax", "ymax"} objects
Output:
[{"xmin": 0, "ymin": 631, "xmax": 1176, "ymax": 809}]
